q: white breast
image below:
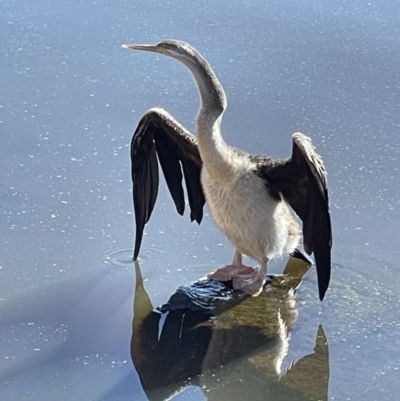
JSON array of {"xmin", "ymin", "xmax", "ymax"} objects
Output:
[{"xmin": 201, "ymin": 158, "xmax": 300, "ymax": 264}]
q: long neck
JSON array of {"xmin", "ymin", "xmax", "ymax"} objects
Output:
[{"xmin": 179, "ymin": 49, "xmax": 235, "ymax": 180}]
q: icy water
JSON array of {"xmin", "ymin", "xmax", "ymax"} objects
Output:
[{"xmin": 1, "ymin": 0, "xmax": 400, "ymax": 400}]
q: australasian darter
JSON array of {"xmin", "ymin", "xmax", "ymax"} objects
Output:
[{"xmin": 122, "ymin": 40, "xmax": 332, "ymax": 300}]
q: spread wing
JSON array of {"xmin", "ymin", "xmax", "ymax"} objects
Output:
[
  {"xmin": 257, "ymin": 133, "xmax": 332, "ymax": 300},
  {"xmin": 131, "ymin": 108, "xmax": 205, "ymax": 260}
]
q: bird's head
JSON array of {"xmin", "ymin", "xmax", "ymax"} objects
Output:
[
  {"xmin": 123, "ymin": 39, "xmax": 227, "ymax": 111},
  {"xmin": 122, "ymin": 39, "xmax": 196, "ymax": 63}
]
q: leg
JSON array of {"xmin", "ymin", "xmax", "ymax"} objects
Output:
[
  {"xmin": 232, "ymin": 260, "xmax": 268, "ymax": 296},
  {"xmin": 208, "ymin": 250, "xmax": 256, "ymax": 282}
]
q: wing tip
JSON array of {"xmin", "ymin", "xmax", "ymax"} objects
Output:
[
  {"xmin": 176, "ymin": 204, "xmax": 185, "ymax": 216},
  {"xmin": 319, "ymin": 288, "xmax": 327, "ymax": 302},
  {"xmin": 317, "ymin": 270, "xmax": 331, "ymax": 301}
]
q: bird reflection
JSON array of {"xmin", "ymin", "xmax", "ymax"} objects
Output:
[{"xmin": 131, "ymin": 255, "xmax": 329, "ymax": 401}]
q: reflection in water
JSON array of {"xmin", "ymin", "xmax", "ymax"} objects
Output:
[{"xmin": 131, "ymin": 256, "xmax": 329, "ymax": 401}]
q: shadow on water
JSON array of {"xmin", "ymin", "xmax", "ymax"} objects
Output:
[{"xmin": 131, "ymin": 255, "xmax": 330, "ymax": 401}]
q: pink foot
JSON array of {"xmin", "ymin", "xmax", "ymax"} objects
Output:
[
  {"xmin": 208, "ymin": 264, "xmax": 256, "ymax": 282},
  {"xmin": 208, "ymin": 251, "xmax": 267, "ymax": 296},
  {"xmin": 232, "ymin": 273, "xmax": 265, "ymax": 296}
]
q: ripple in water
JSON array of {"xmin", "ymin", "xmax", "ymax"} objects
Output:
[
  {"xmin": 104, "ymin": 248, "xmax": 134, "ymax": 268},
  {"xmin": 104, "ymin": 247, "xmax": 167, "ymax": 268}
]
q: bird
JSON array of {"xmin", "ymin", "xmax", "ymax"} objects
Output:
[{"xmin": 122, "ymin": 39, "xmax": 332, "ymax": 300}]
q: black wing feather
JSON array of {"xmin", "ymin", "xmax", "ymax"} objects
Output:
[
  {"xmin": 131, "ymin": 109, "xmax": 205, "ymax": 261},
  {"xmin": 181, "ymin": 161, "xmax": 205, "ymax": 223},
  {"xmin": 147, "ymin": 139, "xmax": 159, "ymax": 223},
  {"xmin": 132, "ymin": 172, "xmax": 147, "ymax": 261},
  {"xmin": 258, "ymin": 132, "xmax": 332, "ymax": 301},
  {"xmin": 154, "ymin": 126, "xmax": 185, "ymax": 215}
]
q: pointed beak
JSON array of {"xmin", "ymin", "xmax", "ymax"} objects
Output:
[{"xmin": 122, "ymin": 43, "xmax": 163, "ymax": 54}]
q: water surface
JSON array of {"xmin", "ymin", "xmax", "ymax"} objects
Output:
[{"xmin": 1, "ymin": 0, "xmax": 399, "ymax": 400}]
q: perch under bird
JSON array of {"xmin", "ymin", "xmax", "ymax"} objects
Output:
[{"xmin": 122, "ymin": 39, "xmax": 332, "ymax": 300}]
